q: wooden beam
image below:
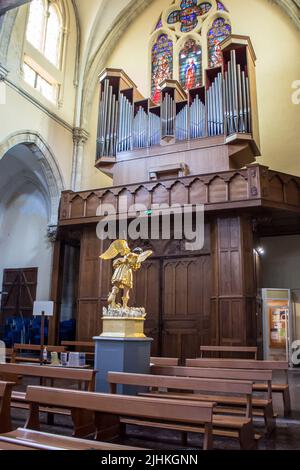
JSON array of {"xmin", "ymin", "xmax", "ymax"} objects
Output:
[{"xmin": 0, "ymin": 0, "xmax": 31, "ymax": 15}]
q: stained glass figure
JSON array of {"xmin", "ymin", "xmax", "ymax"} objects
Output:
[
  {"xmin": 151, "ymin": 34, "xmax": 173, "ymax": 105},
  {"xmin": 167, "ymin": 1, "xmax": 212, "ymax": 33},
  {"xmin": 217, "ymin": 1, "xmax": 228, "ymax": 11},
  {"xmin": 179, "ymin": 39, "xmax": 202, "ymax": 91},
  {"xmin": 207, "ymin": 17, "xmax": 231, "ymax": 68}
]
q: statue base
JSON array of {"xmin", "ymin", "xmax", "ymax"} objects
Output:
[
  {"xmin": 101, "ymin": 317, "xmax": 146, "ymax": 338},
  {"xmin": 100, "ymin": 306, "xmax": 146, "ymax": 338}
]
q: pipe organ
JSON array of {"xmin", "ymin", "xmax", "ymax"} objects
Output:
[{"xmin": 95, "ymin": 36, "xmax": 260, "ymax": 185}]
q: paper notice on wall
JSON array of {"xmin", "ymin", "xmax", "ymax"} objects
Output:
[{"xmin": 0, "ymin": 340, "xmax": 5, "ymax": 364}]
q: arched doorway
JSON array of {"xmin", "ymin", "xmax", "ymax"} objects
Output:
[{"xmin": 0, "ymin": 133, "xmax": 64, "ymax": 344}]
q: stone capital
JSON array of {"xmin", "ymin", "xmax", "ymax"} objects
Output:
[
  {"xmin": 73, "ymin": 127, "xmax": 89, "ymax": 145},
  {"xmin": 47, "ymin": 224, "xmax": 59, "ymax": 243}
]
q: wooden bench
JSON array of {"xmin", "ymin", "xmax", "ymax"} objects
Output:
[
  {"xmin": 0, "ymin": 363, "xmax": 97, "ymax": 436},
  {"xmin": 151, "ymin": 365, "xmax": 275, "ymax": 433},
  {"xmin": 108, "ymin": 371, "xmax": 258, "ymax": 449},
  {"xmin": 0, "ymin": 428, "xmax": 142, "ymax": 451},
  {"xmin": 150, "ymin": 357, "xmax": 179, "ymax": 366},
  {"xmin": 61, "ymin": 341, "xmax": 95, "ymax": 361},
  {"xmin": 186, "ymin": 358, "xmax": 291, "ymax": 416},
  {"xmin": 200, "ymin": 346, "xmax": 258, "ymax": 359},
  {"xmin": 12, "ymin": 344, "xmax": 66, "ymax": 364},
  {"xmin": 0, "ymin": 381, "xmax": 14, "ymax": 433},
  {"xmin": 24, "ymin": 385, "xmax": 215, "ymax": 450}
]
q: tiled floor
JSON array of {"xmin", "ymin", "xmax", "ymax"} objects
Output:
[{"xmin": 11, "ymin": 370, "xmax": 300, "ymax": 450}]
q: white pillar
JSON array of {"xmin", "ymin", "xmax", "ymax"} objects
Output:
[{"xmin": 71, "ymin": 127, "xmax": 89, "ymax": 192}]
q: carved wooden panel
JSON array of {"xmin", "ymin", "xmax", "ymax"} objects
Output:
[
  {"xmin": 76, "ymin": 226, "xmax": 101, "ymax": 341},
  {"xmin": 162, "ymin": 255, "xmax": 211, "ymax": 360},
  {"xmin": 208, "ymin": 177, "xmax": 227, "ymax": 203},
  {"xmin": 285, "ymin": 179, "xmax": 299, "ymax": 206},
  {"xmin": 131, "ymin": 260, "xmax": 160, "ymax": 356},
  {"xmin": 170, "ymin": 182, "xmax": 188, "ymax": 206},
  {"xmin": 152, "ymin": 184, "xmax": 170, "ymax": 206},
  {"xmin": 86, "ymin": 193, "xmax": 100, "ymax": 217},
  {"xmin": 70, "ymin": 195, "xmax": 85, "ymax": 219},
  {"xmin": 189, "ymin": 179, "xmax": 207, "ymax": 204},
  {"xmin": 229, "ymin": 174, "xmax": 248, "ymax": 201},
  {"xmin": 268, "ymin": 175, "xmax": 284, "ymax": 202}
]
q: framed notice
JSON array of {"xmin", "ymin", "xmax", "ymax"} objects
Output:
[{"xmin": 33, "ymin": 301, "xmax": 54, "ymax": 317}]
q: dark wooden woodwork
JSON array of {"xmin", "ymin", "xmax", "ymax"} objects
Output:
[
  {"xmin": 184, "ymin": 358, "xmax": 291, "ymax": 415},
  {"xmin": 0, "ymin": 381, "xmax": 14, "ymax": 433},
  {"xmin": 59, "ymin": 165, "xmax": 300, "ymax": 226},
  {"xmin": 0, "ymin": 268, "xmax": 37, "ymax": 333},
  {"xmin": 200, "ymin": 345, "xmax": 258, "ymax": 359},
  {"xmin": 24, "ymin": 385, "xmax": 214, "ymax": 449},
  {"xmin": 0, "ymin": 428, "xmax": 142, "ymax": 450},
  {"xmin": 107, "ymin": 371, "xmax": 259, "ymax": 448}
]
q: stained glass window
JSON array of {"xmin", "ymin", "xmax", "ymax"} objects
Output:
[
  {"xmin": 167, "ymin": 1, "xmax": 212, "ymax": 33},
  {"xmin": 151, "ymin": 34, "xmax": 173, "ymax": 105},
  {"xmin": 207, "ymin": 17, "xmax": 231, "ymax": 68},
  {"xmin": 217, "ymin": 1, "xmax": 228, "ymax": 11},
  {"xmin": 153, "ymin": 16, "xmax": 163, "ymax": 32},
  {"xmin": 179, "ymin": 39, "xmax": 202, "ymax": 92}
]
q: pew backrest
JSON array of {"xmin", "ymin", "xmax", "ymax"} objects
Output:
[
  {"xmin": 108, "ymin": 371, "xmax": 253, "ymax": 396},
  {"xmin": 200, "ymin": 346, "xmax": 257, "ymax": 359},
  {"xmin": 61, "ymin": 341, "xmax": 94, "ymax": 350},
  {"xmin": 185, "ymin": 359, "xmax": 288, "ymax": 380},
  {"xmin": 150, "ymin": 366, "xmax": 273, "ymax": 399},
  {"xmin": 25, "ymin": 386, "xmax": 214, "ymax": 426},
  {"xmin": 150, "ymin": 357, "xmax": 179, "ymax": 366},
  {"xmin": 0, "ymin": 363, "xmax": 96, "ymax": 390}
]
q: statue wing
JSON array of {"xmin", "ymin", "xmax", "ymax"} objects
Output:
[
  {"xmin": 100, "ymin": 240, "xmax": 131, "ymax": 260},
  {"xmin": 137, "ymin": 250, "xmax": 153, "ymax": 264}
]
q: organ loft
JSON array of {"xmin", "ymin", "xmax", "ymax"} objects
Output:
[{"xmin": 55, "ymin": 34, "xmax": 300, "ymax": 362}]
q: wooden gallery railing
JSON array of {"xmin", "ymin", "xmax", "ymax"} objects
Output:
[{"xmin": 59, "ymin": 165, "xmax": 300, "ymax": 225}]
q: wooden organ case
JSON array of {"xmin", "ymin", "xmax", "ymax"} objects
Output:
[{"xmin": 54, "ymin": 36, "xmax": 300, "ymax": 361}]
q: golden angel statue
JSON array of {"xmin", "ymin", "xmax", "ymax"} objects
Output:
[{"xmin": 100, "ymin": 240, "xmax": 153, "ymax": 310}]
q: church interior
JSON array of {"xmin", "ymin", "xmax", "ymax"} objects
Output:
[{"xmin": 0, "ymin": 0, "xmax": 300, "ymax": 453}]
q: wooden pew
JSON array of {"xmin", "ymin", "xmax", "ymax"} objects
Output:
[
  {"xmin": 150, "ymin": 357, "xmax": 179, "ymax": 366},
  {"xmin": 0, "ymin": 381, "xmax": 14, "ymax": 433},
  {"xmin": 24, "ymin": 385, "xmax": 215, "ymax": 450},
  {"xmin": 151, "ymin": 365, "xmax": 275, "ymax": 433},
  {"xmin": 186, "ymin": 359, "xmax": 291, "ymax": 416},
  {"xmin": 200, "ymin": 346, "xmax": 258, "ymax": 359},
  {"xmin": 0, "ymin": 363, "xmax": 97, "ymax": 436},
  {"xmin": 61, "ymin": 341, "xmax": 95, "ymax": 363},
  {"xmin": 108, "ymin": 371, "xmax": 258, "ymax": 449},
  {"xmin": 0, "ymin": 428, "xmax": 143, "ymax": 451},
  {"xmin": 12, "ymin": 344, "xmax": 66, "ymax": 364}
]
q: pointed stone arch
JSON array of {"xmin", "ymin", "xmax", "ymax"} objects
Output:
[{"xmin": 0, "ymin": 131, "xmax": 65, "ymax": 226}]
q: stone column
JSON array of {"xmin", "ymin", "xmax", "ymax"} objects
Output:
[{"xmin": 71, "ymin": 127, "xmax": 89, "ymax": 192}]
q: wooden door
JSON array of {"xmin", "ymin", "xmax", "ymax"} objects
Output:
[
  {"xmin": 0, "ymin": 268, "xmax": 38, "ymax": 327},
  {"xmin": 161, "ymin": 256, "xmax": 211, "ymax": 360},
  {"xmin": 131, "ymin": 259, "xmax": 161, "ymax": 356}
]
